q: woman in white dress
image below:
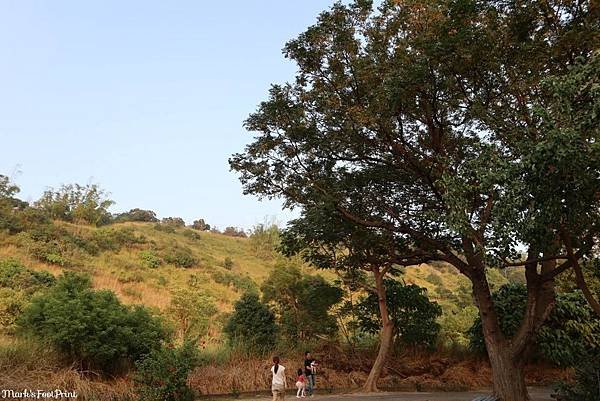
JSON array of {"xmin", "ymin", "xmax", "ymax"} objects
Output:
[{"xmin": 271, "ymin": 356, "xmax": 287, "ymax": 401}]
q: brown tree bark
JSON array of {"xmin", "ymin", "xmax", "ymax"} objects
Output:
[{"xmin": 363, "ymin": 268, "xmax": 394, "ymax": 392}]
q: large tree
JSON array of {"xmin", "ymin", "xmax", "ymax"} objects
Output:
[{"xmin": 230, "ymin": 1, "xmax": 599, "ymax": 399}]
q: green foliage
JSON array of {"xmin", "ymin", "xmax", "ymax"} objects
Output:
[
  {"xmin": 469, "ymin": 284, "xmax": 600, "ymax": 367},
  {"xmin": 134, "ymin": 341, "xmax": 199, "ymax": 401},
  {"xmin": 210, "ymin": 270, "xmax": 257, "ymax": 293},
  {"xmin": 261, "ymin": 263, "xmax": 343, "ymax": 340},
  {"xmin": 139, "ymin": 250, "xmax": 162, "ymax": 269},
  {"xmin": 0, "ymin": 258, "xmax": 56, "ymax": 292},
  {"xmin": 356, "ymin": 279, "xmax": 442, "ymax": 349},
  {"xmin": 223, "ymin": 257, "xmax": 234, "ymax": 270},
  {"xmin": 438, "ymin": 305, "xmax": 479, "ymax": 351},
  {"xmin": 91, "ymin": 226, "xmax": 145, "ymax": 252},
  {"xmin": 167, "ymin": 289, "xmax": 218, "ymax": 341},
  {"xmin": 181, "ymin": 229, "xmax": 201, "ymax": 240},
  {"xmin": 162, "ymin": 245, "xmax": 197, "ymax": 268},
  {"xmin": 555, "ymin": 353, "xmax": 600, "ymax": 401},
  {"xmin": 249, "ymin": 223, "xmax": 280, "ymax": 258},
  {"xmin": 224, "ymin": 292, "xmax": 277, "ymax": 351},
  {"xmin": 35, "ymin": 183, "xmax": 114, "ymax": 226},
  {"xmin": 18, "ymin": 272, "xmax": 166, "ymax": 374},
  {"xmin": 154, "ymin": 223, "xmax": 176, "ymax": 234},
  {"xmin": 113, "ymin": 208, "xmax": 158, "ymax": 223},
  {"xmin": 0, "ymin": 259, "xmax": 56, "ymax": 333}
]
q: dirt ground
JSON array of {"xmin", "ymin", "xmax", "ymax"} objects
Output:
[{"xmin": 235, "ymin": 388, "xmax": 553, "ymax": 401}]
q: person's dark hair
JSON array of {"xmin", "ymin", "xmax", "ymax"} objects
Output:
[
  {"xmin": 273, "ymin": 356, "xmax": 280, "ymax": 374},
  {"xmin": 297, "ymin": 368, "xmax": 303, "ymax": 376},
  {"xmin": 304, "ymin": 351, "xmax": 310, "ymax": 357}
]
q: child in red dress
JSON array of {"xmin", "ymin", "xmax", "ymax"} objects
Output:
[{"xmin": 295, "ymin": 368, "xmax": 306, "ymax": 398}]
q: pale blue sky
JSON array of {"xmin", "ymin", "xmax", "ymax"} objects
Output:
[{"xmin": 0, "ymin": 1, "xmax": 338, "ymax": 229}]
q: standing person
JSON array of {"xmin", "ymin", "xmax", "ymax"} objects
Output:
[
  {"xmin": 295, "ymin": 368, "xmax": 306, "ymax": 398},
  {"xmin": 303, "ymin": 351, "xmax": 316, "ymax": 397},
  {"xmin": 271, "ymin": 356, "xmax": 287, "ymax": 401}
]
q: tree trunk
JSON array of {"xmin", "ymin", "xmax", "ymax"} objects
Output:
[
  {"xmin": 363, "ymin": 269, "xmax": 394, "ymax": 392},
  {"xmin": 471, "ymin": 268, "xmax": 531, "ymax": 401},
  {"xmin": 487, "ymin": 342, "xmax": 529, "ymax": 401}
]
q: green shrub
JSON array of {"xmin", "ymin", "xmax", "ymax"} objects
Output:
[
  {"xmin": 162, "ymin": 246, "xmax": 196, "ymax": 268},
  {"xmin": 211, "ymin": 271, "xmax": 257, "ymax": 293},
  {"xmin": 16, "ymin": 233, "xmax": 71, "ymax": 266},
  {"xmin": 224, "ymin": 292, "xmax": 277, "ymax": 351},
  {"xmin": 139, "ymin": 250, "xmax": 162, "ymax": 269},
  {"xmin": 181, "ymin": 229, "xmax": 201, "ymax": 240},
  {"xmin": 0, "ymin": 259, "xmax": 55, "ymax": 293},
  {"xmin": 113, "ymin": 208, "xmax": 158, "ymax": 223},
  {"xmin": 92, "ymin": 227, "xmax": 145, "ymax": 252},
  {"xmin": 134, "ymin": 341, "xmax": 199, "ymax": 401},
  {"xmin": 223, "ymin": 257, "xmax": 234, "ymax": 270},
  {"xmin": 18, "ymin": 272, "xmax": 167, "ymax": 374},
  {"xmin": 555, "ymin": 353, "xmax": 600, "ymax": 401},
  {"xmin": 154, "ymin": 223, "xmax": 176, "ymax": 234},
  {"xmin": 0, "ymin": 288, "xmax": 26, "ymax": 332}
]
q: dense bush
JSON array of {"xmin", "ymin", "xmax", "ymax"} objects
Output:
[
  {"xmin": 0, "ymin": 258, "xmax": 56, "ymax": 292},
  {"xmin": 469, "ymin": 284, "xmax": 600, "ymax": 367},
  {"xmin": 139, "ymin": 250, "xmax": 162, "ymax": 269},
  {"xmin": 162, "ymin": 246, "xmax": 197, "ymax": 268},
  {"xmin": 135, "ymin": 341, "xmax": 199, "ymax": 401},
  {"xmin": 34, "ymin": 183, "xmax": 114, "ymax": 226},
  {"xmin": 18, "ymin": 272, "xmax": 166, "ymax": 374},
  {"xmin": 91, "ymin": 226, "xmax": 145, "ymax": 252},
  {"xmin": 555, "ymin": 353, "xmax": 600, "ymax": 401},
  {"xmin": 356, "ymin": 279, "xmax": 442, "ymax": 349},
  {"xmin": 224, "ymin": 292, "xmax": 277, "ymax": 350},
  {"xmin": 211, "ymin": 270, "xmax": 257, "ymax": 293},
  {"xmin": 0, "ymin": 259, "xmax": 53, "ymax": 333},
  {"xmin": 15, "ymin": 232, "xmax": 71, "ymax": 266},
  {"xmin": 181, "ymin": 229, "xmax": 201, "ymax": 240},
  {"xmin": 113, "ymin": 208, "xmax": 158, "ymax": 223},
  {"xmin": 261, "ymin": 263, "xmax": 343, "ymax": 340}
]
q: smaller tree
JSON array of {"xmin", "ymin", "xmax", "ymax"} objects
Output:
[
  {"xmin": 261, "ymin": 263, "xmax": 343, "ymax": 340},
  {"xmin": 135, "ymin": 340, "xmax": 199, "ymax": 401},
  {"xmin": 167, "ymin": 290, "xmax": 218, "ymax": 342},
  {"xmin": 18, "ymin": 272, "xmax": 166, "ymax": 374},
  {"xmin": 355, "ymin": 279, "xmax": 442, "ymax": 350},
  {"xmin": 224, "ymin": 292, "xmax": 277, "ymax": 350},
  {"xmin": 249, "ymin": 223, "xmax": 280, "ymax": 258},
  {"xmin": 35, "ymin": 183, "xmax": 114, "ymax": 226},
  {"xmin": 191, "ymin": 219, "xmax": 210, "ymax": 231}
]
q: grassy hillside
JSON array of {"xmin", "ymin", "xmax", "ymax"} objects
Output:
[
  {"xmin": 0, "ymin": 219, "xmax": 523, "ymax": 326},
  {"xmin": 0, "ymin": 221, "xmax": 282, "ymax": 312}
]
